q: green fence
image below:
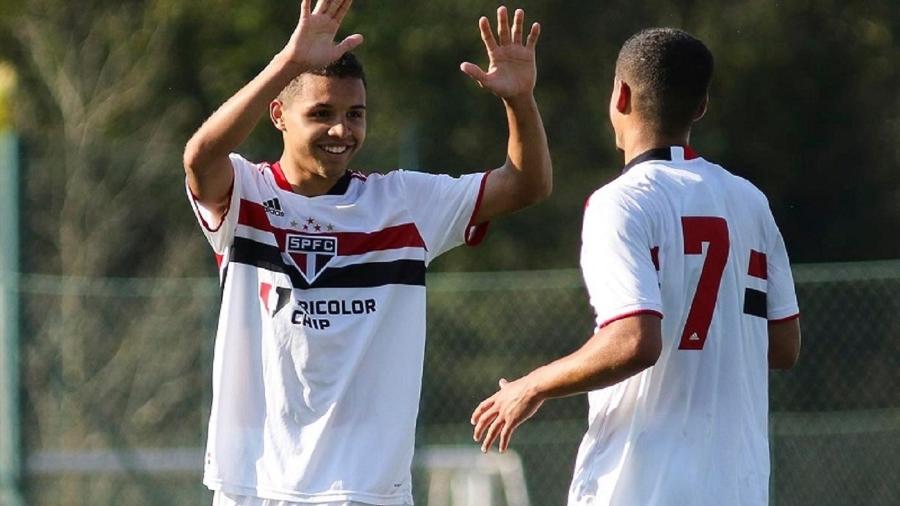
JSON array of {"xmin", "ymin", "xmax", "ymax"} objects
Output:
[{"xmin": 9, "ymin": 261, "xmax": 900, "ymax": 505}]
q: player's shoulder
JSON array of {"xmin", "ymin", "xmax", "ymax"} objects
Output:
[
  {"xmin": 227, "ymin": 153, "xmax": 282, "ymax": 184},
  {"xmin": 584, "ymin": 174, "xmax": 652, "ymax": 225},
  {"xmin": 350, "ymin": 168, "xmax": 405, "ymax": 191},
  {"xmin": 367, "ymin": 167, "xmax": 484, "ymax": 190},
  {"xmin": 228, "ymin": 152, "xmax": 262, "ymax": 173},
  {"xmin": 707, "ymin": 160, "xmax": 771, "ymax": 208},
  {"xmin": 587, "ymin": 166, "xmax": 657, "ymax": 210},
  {"xmin": 346, "ymin": 168, "xmax": 425, "ymax": 198},
  {"xmin": 225, "ymin": 153, "xmax": 272, "ymax": 195},
  {"xmin": 651, "ymin": 155, "xmax": 772, "ymax": 209},
  {"xmin": 355, "ymin": 168, "xmax": 427, "ymax": 182}
]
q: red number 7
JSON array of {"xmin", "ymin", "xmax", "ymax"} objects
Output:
[{"xmin": 679, "ymin": 217, "xmax": 729, "ymax": 350}]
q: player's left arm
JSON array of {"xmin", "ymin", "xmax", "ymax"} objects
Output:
[
  {"xmin": 460, "ymin": 6, "xmax": 552, "ymax": 224},
  {"xmin": 763, "ymin": 205, "xmax": 802, "ymax": 369},
  {"xmin": 471, "ymin": 314, "xmax": 662, "ymax": 453},
  {"xmin": 769, "ymin": 318, "xmax": 801, "ymax": 369}
]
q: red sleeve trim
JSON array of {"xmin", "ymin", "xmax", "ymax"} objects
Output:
[
  {"xmin": 465, "ymin": 170, "xmax": 492, "ymax": 247},
  {"xmin": 769, "ymin": 313, "xmax": 800, "ymax": 323},
  {"xmin": 189, "ymin": 181, "xmax": 234, "ymax": 233},
  {"xmin": 599, "ymin": 309, "xmax": 664, "ymax": 328}
]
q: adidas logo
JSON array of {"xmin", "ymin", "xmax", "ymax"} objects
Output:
[{"xmin": 262, "ymin": 198, "xmax": 284, "ymax": 217}]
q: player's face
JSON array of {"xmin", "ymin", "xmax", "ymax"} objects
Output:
[{"xmin": 280, "ymin": 74, "xmax": 367, "ymax": 179}]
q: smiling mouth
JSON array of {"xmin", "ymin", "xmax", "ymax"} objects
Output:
[{"xmin": 319, "ymin": 144, "xmax": 353, "ymax": 155}]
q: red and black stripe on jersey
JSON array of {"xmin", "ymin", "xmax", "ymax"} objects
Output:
[
  {"xmin": 228, "ymin": 199, "xmax": 427, "ymax": 289},
  {"xmin": 743, "ymin": 250, "xmax": 768, "ymax": 318}
]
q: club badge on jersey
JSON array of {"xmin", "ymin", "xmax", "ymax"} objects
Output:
[{"xmin": 286, "ymin": 234, "xmax": 338, "ymax": 284}]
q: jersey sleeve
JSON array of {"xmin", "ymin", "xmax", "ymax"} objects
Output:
[
  {"xmin": 185, "ymin": 153, "xmax": 248, "ymax": 254},
  {"xmin": 580, "ymin": 188, "xmax": 664, "ymax": 330},
  {"xmin": 764, "ymin": 208, "xmax": 800, "ymax": 321},
  {"xmin": 397, "ymin": 169, "xmax": 490, "ymax": 264}
]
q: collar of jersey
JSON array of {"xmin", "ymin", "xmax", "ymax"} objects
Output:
[
  {"xmin": 270, "ymin": 161, "xmax": 352, "ymax": 196},
  {"xmin": 622, "ymin": 145, "xmax": 699, "ymax": 174}
]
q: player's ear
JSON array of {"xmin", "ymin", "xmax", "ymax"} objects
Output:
[
  {"xmin": 615, "ymin": 79, "xmax": 631, "ymax": 114},
  {"xmin": 270, "ymin": 100, "xmax": 286, "ymax": 131},
  {"xmin": 693, "ymin": 94, "xmax": 709, "ymax": 122}
]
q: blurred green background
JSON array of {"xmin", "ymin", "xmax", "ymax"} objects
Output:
[{"xmin": 0, "ymin": 0, "xmax": 898, "ymax": 504}]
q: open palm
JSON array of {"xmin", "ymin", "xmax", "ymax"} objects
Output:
[
  {"xmin": 282, "ymin": 0, "xmax": 363, "ymax": 70},
  {"xmin": 461, "ymin": 6, "xmax": 540, "ymax": 99}
]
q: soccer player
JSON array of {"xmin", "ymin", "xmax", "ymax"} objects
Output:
[
  {"xmin": 182, "ymin": 1, "xmax": 550, "ymax": 505},
  {"xmin": 471, "ymin": 28, "xmax": 801, "ymax": 505}
]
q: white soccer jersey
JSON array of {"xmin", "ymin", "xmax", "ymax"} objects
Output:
[
  {"xmin": 570, "ymin": 146, "xmax": 799, "ymax": 506},
  {"xmin": 188, "ymin": 154, "xmax": 489, "ymax": 505}
]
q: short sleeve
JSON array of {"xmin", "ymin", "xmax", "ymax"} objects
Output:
[
  {"xmin": 185, "ymin": 153, "xmax": 247, "ymax": 254},
  {"xmin": 397, "ymin": 170, "xmax": 490, "ymax": 264},
  {"xmin": 580, "ymin": 188, "xmax": 664, "ymax": 330},
  {"xmin": 764, "ymin": 210, "xmax": 800, "ymax": 321}
]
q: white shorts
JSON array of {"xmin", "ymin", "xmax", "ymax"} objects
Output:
[{"xmin": 212, "ymin": 491, "xmax": 404, "ymax": 506}]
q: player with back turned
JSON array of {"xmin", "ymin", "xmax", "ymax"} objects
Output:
[
  {"xmin": 471, "ymin": 28, "xmax": 801, "ymax": 505},
  {"xmin": 182, "ymin": 1, "xmax": 551, "ymax": 505}
]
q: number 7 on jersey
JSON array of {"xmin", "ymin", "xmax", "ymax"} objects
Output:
[{"xmin": 679, "ymin": 216, "xmax": 729, "ymax": 350}]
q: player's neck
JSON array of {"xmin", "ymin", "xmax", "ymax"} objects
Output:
[
  {"xmin": 278, "ymin": 154, "xmax": 346, "ymax": 197},
  {"xmin": 621, "ymin": 128, "xmax": 690, "ymax": 166}
]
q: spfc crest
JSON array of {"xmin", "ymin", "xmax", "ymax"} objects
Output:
[{"xmin": 286, "ymin": 234, "xmax": 338, "ymax": 284}]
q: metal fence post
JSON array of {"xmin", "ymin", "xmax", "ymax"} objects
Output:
[{"xmin": 0, "ymin": 63, "xmax": 24, "ymax": 506}]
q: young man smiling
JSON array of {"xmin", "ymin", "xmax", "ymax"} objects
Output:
[{"xmin": 183, "ymin": 1, "xmax": 551, "ymax": 505}]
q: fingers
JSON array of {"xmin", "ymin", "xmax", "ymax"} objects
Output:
[
  {"xmin": 477, "ymin": 16, "xmax": 497, "ymax": 52},
  {"xmin": 473, "ymin": 409, "xmax": 497, "ymax": 443},
  {"xmin": 511, "ymin": 9, "xmax": 524, "ymax": 45},
  {"xmin": 526, "ymin": 22, "xmax": 541, "ymax": 49},
  {"xmin": 472, "ymin": 391, "xmax": 511, "ymax": 453},
  {"xmin": 335, "ymin": 33, "xmax": 364, "ymax": 55},
  {"xmin": 481, "ymin": 417, "xmax": 504, "ymax": 453},
  {"xmin": 460, "ymin": 62, "xmax": 488, "ymax": 86},
  {"xmin": 496, "ymin": 6, "xmax": 511, "ymax": 45},
  {"xmin": 301, "ymin": 0, "xmax": 311, "ymax": 19},
  {"xmin": 489, "ymin": 7, "xmax": 535, "ymax": 48},
  {"xmin": 472, "ymin": 398, "xmax": 495, "ymax": 436},
  {"xmin": 334, "ymin": 0, "xmax": 353, "ymax": 21},
  {"xmin": 471, "ymin": 397, "xmax": 494, "ymax": 426},
  {"xmin": 312, "ymin": 0, "xmax": 346, "ymax": 17},
  {"xmin": 499, "ymin": 420, "xmax": 518, "ymax": 452}
]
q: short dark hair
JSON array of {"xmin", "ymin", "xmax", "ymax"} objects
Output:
[
  {"xmin": 278, "ymin": 52, "xmax": 367, "ymax": 102},
  {"xmin": 616, "ymin": 28, "xmax": 713, "ymax": 136}
]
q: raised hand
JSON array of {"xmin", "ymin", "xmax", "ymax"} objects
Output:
[
  {"xmin": 471, "ymin": 377, "xmax": 545, "ymax": 453},
  {"xmin": 460, "ymin": 6, "xmax": 541, "ymax": 100},
  {"xmin": 281, "ymin": 0, "xmax": 363, "ymax": 71}
]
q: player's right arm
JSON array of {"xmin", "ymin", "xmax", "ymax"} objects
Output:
[
  {"xmin": 471, "ymin": 187, "xmax": 664, "ymax": 453},
  {"xmin": 182, "ymin": 0, "xmax": 362, "ymax": 220},
  {"xmin": 471, "ymin": 314, "xmax": 662, "ymax": 453}
]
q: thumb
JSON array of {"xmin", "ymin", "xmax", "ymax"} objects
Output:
[
  {"xmin": 498, "ymin": 378, "xmax": 509, "ymax": 388},
  {"xmin": 335, "ymin": 33, "xmax": 364, "ymax": 56},
  {"xmin": 460, "ymin": 62, "xmax": 488, "ymax": 84}
]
